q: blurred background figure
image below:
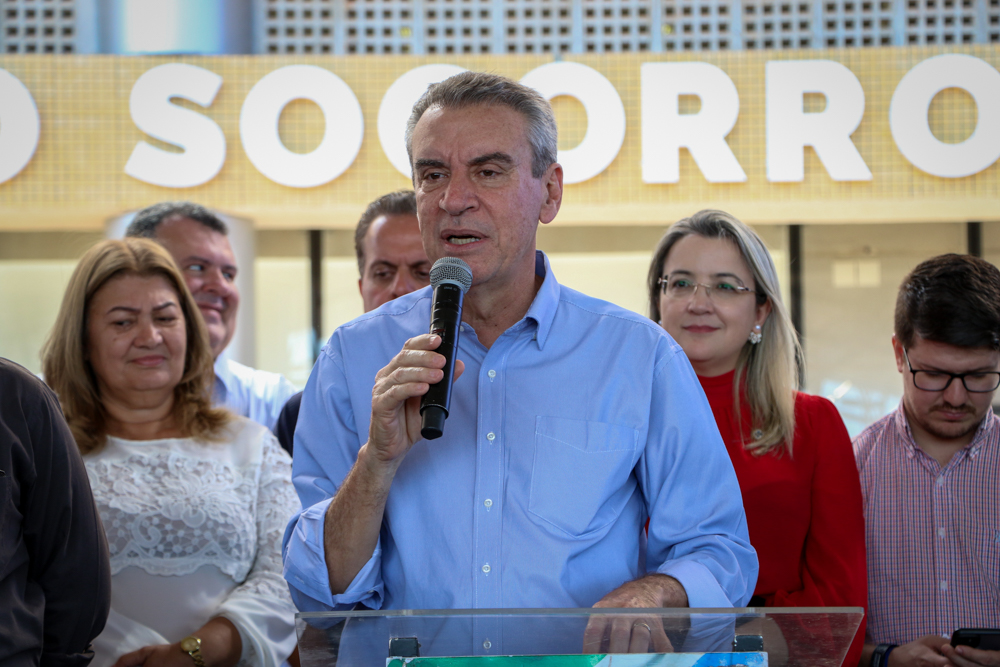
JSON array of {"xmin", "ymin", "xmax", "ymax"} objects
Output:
[
  {"xmin": 355, "ymin": 190, "xmax": 429, "ymax": 313},
  {"xmin": 0, "ymin": 357, "xmax": 111, "ymax": 667},
  {"xmin": 856, "ymin": 254, "xmax": 1000, "ymax": 667},
  {"xmin": 126, "ymin": 202, "xmax": 297, "ymax": 431},
  {"xmin": 649, "ymin": 210, "xmax": 866, "ymax": 667},
  {"xmin": 41, "ymin": 238, "xmax": 298, "ymax": 667},
  {"xmin": 274, "ymin": 190, "xmax": 429, "ymax": 454}
]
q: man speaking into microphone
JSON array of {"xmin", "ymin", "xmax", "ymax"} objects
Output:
[{"xmin": 283, "ymin": 72, "xmax": 756, "ymax": 638}]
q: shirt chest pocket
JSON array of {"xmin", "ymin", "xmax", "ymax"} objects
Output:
[
  {"xmin": 971, "ymin": 524, "xmax": 1000, "ymax": 596},
  {"xmin": 529, "ymin": 416, "xmax": 640, "ymax": 538}
]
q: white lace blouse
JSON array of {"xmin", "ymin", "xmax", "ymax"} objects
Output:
[{"xmin": 84, "ymin": 417, "xmax": 300, "ymax": 667}]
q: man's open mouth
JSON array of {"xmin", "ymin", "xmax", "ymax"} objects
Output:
[{"xmin": 447, "ymin": 235, "xmax": 481, "ymax": 245}]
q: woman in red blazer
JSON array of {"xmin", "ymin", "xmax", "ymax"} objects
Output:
[{"xmin": 649, "ymin": 209, "xmax": 867, "ymax": 667}]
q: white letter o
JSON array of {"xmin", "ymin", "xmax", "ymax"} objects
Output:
[
  {"xmin": 240, "ymin": 65, "xmax": 363, "ymax": 188},
  {"xmin": 520, "ymin": 62, "xmax": 626, "ymax": 184},
  {"xmin": 890, "ymin": 54, "xmax": 1000, "ymax": 178},
  {"xmin": 0, "ymin": 69, "xmax": 40, "ymax": 185},
  {"xmin": 379, "ymin": 64, "xmax": 467, "ymax": 178}
]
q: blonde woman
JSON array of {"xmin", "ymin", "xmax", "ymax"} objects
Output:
[
  {"xmin": 649, "ymin": 210, "xmax": 866, "ymax": 666},
  {"xmin": 42, "ymin": 238, "xmax": 297, "ymax": 667}
]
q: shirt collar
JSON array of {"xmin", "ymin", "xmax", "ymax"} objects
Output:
[
  {"xmin": 967, "ymin": 411, "xmax": 998, "ymax": 459},
  {"xmin": 213, "ymin": 355, "xmax": 233, "ymax": 394},
  {"xmin": 892, "ymin": 401, "xmax": 998, "ymax": 461},
  {"xmin": 892, "ymin": 404, "xmax": 918, "ymax": 459},
  {"xmin": 523, "ymin": 250, "xmax": 560, "ymax": 350}
]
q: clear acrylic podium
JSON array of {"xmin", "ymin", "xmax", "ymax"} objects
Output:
[{"xmin": 297, "ymin": 607, "xmax": 863, "ymax": 666}]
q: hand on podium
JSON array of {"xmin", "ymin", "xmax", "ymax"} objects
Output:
[{"xmin": 582, "ymin": 573, "xmax": 685, "ymax": 654}]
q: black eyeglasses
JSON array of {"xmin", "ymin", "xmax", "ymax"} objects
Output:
[{"xmin": 903, "ymin": 348, "xmax": 1000, "ymax": 393}]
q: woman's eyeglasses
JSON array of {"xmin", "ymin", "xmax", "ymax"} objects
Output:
[{"xmin": 658, "ymin": 276, "xmax": 756, "ymax": 302}]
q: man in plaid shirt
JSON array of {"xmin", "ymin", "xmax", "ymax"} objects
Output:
[{"xmin": 855, "ymin": 254, "xmax": 1000, "ymax": 667}]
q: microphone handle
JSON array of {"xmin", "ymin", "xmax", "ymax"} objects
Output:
[{"xmin": 420, "ymin": 283, "xmax": 464, "ymax": 440}]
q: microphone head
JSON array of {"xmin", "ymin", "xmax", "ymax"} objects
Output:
[{"xmin": 430, "ymin": 257, "xmax": 473, "ymax": 293}]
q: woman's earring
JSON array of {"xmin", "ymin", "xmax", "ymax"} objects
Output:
[{"xmin": 748, "ymin": 325, "xmax": 762, "ymax": 345}]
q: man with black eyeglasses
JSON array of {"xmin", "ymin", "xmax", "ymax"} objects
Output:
[{"xmin": 854, "ymin": 254, "xmax": 1000, "ymax": 667}]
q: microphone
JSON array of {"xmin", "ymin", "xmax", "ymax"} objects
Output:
[{"xmin": 420, "ymin": 257, "xmax": 473, "ymax": 440}]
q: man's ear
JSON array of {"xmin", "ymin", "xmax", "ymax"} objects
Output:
[
  {"xmin": 538, "ymin": 162, "xmax": 563, "ymax": 226},
  {"xmin": 891, "ymin": 335, "xmax": 906, "ymax": 374},
  {"xmin": 358, "ymin": 277, "xmax": 363, "ymax": 297}
]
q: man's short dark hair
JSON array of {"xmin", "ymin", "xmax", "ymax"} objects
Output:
[
  {"xmin": 895, "ymin": 253, "xmax": 1000, "ymax": 351},
  {"xmin": 354, "ymin": 190, "xmax": 417, "ymax": 276},
  {"xmin": 125, "ymin": 201, "xmax": 228, "ymax": 239}
]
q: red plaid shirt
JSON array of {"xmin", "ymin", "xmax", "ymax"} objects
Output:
[{"xmin": 854, "ymin": 406, "xmax": 1000, "ymax": 645}]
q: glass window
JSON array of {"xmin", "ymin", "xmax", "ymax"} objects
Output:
[
  {"xmin": 255, "ymin": 231, "xmax": 311, "ymax": 387},
  {"xmin": 802, "ymin": 223, "xmax": 966, "ymax": 436},
  {"xmin": 0, "ymin": 231, "xmax": 102, "ymax": 375}
]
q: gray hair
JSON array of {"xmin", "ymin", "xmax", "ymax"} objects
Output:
[
  {"xmin": 648, "ymin": 209, "xmax": 801, "ymax": 456},
  {"xmin": 126, "ymin": 201, "xmax": 228, "ymax": 239},
  {"xmin": 404, "ymin": 71, "xmax": 558, "ymax": 179}
]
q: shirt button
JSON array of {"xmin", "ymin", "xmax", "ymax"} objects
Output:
[
  {"xmin": 483, "ymin": 640, "xmax": 492, "ymax": 650},
  {"xmin": 460, "ymin": 325, "xmax": 466, "ymax": 332},
  {"xmin": 487, "ymin": 432, "xmax": 495, "ymax": 441},
  {"xmin": 940, "ymin": 580, "xmax": 948, "ymax": 591},
  {"xmin": 937, "ymin": 527, "xmax": 946, "ymax": 538},
  {"xmin": 488, "ymin": 369, "xmax": 496, "ymax": 378},
  {"xmin": 484, "ymin": 499, "xmax": 493, "ymax": 508},
  {"xmin": 482, "ymin": 563, "xmax": 491, "ymax": 573},
  {"xmin": 936, "ymin": 476, "xmax": 945, "ymax": 487}
]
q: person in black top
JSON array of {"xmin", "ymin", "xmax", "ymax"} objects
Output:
[{"xmin": 0, "ymin": 357, "xmax": 111, "ymax": 666}]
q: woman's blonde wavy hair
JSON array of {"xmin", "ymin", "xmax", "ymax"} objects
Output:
[
  {"xmin": 647, "ymin": 210, "xmax": 801, "ymax": 456},
  {"xmin": 41, "ymin": 238, "xmax": 231, "ymax": 454}
]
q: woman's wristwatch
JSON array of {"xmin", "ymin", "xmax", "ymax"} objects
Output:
[{"xmin": 180, "ymin": 636, "xmax": 206, "ymax": 667}]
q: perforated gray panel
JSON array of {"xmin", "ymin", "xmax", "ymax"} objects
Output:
[
  {"xmin": 581, "ymin": 0, "xmax": 655, "ymax": 52},
  {"xmin": 662, "ymin": 0, "xmax": 737, "ymax": 51},
  {"xmin": 903, "ymin": 0, "xmax": 978, "ymax": 45},
  {"xmin": 346, "ymin": 0, "xmax": 417, "ymax": 54},
  {"xmin": 258, "ymin": 0, "xmax": 336, "ymax": 54},
  {"xmin": 822, "ymin": 0, "xmax": 895, "ymax": 47},
  {"xmin": 504, "ymin": 0, "xmax": 574, "ymax": 54},
  {"xmin": 4, "ymin": 0, "xmax": 1000, "ymax": 56},
  {"xmin": 988, "ymin": 0, "xmax": 1000, "ymax": 41},
  {"xmin": 423, "ymin": 0, "xmax": 494, "ymax": 55},
  {"xmin": 250, "ymin": 0, "xmax": 1000, "ymax": 53},
  {"xmin": 742, "ymin": 0, "xmax": 814, "ymax": 49},
  {"xmin": 0, "ymin": 0, "xmax": 76, "ymax": 54}
]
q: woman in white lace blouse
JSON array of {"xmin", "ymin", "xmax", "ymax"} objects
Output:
[{"xmin": 42, "ymin": 238, "xmax": 299, "ymax": 667}]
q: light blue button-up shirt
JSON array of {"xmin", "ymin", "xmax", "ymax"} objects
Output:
[
  {"xmin": 283, "ymin": 252, "xmax": 756, "ymax": 617},
  {"xmin": 214, "ymin": 356, "xmax": 298, "ymax": 432}
]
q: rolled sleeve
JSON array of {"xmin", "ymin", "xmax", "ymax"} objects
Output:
[
  {"xmin": 642, "ymin": 342, "xmax": 758, "ymax": 608},
  {"xmin": 660, "ymin": 556, "xmax": 739, "ymax": 609},
  {"xmin": 283, "ymin": 498, "xmax": 385, "ymax": 611},
  {"xmin": 285, "ymin": 335, "xmax": 389, "ymax": 611}
]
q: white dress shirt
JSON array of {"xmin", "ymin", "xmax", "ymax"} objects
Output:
[{"xmin": 214, "ymin": 357, "xmax": 298, "ymax": 432}]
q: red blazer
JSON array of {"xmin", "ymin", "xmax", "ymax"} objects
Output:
[{"xmin": 699, "ymin": 371, "xmax": 867, "ymax": 667}]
